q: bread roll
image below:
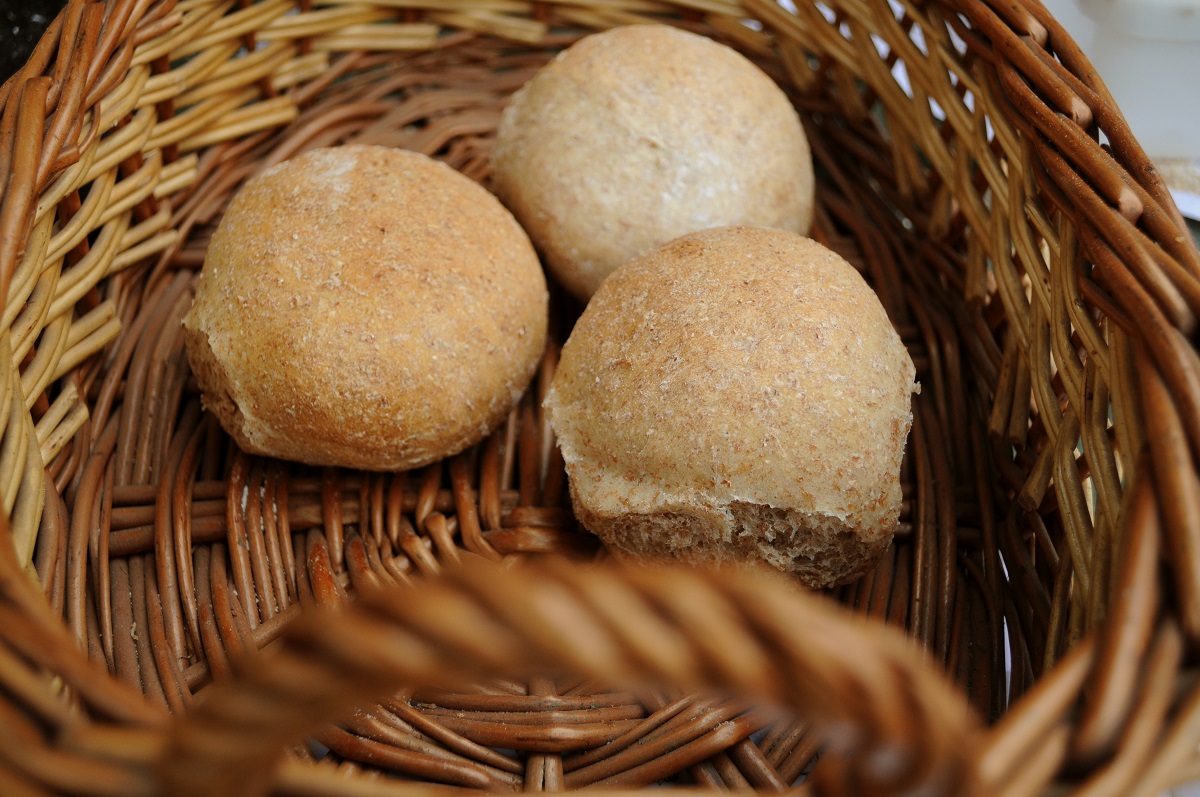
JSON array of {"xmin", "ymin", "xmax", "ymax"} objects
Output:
[
  {"xmin": 544, "ymin": 226, "xmax": 917, "ymax": 587},
  {"xmin": 491, "ymin": 25, "xmax": 814, "ymax": 301},
  {"xmin": 183, "ymin": 145, "xmax": 548, "ymax": 471}
]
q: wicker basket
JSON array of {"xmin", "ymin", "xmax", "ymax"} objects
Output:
[{"xmin": 3, "ymin": 0, "xmax": 1199, "ymax": 795}]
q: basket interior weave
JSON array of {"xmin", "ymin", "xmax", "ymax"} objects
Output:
[{"xmin": 4, "ymin": 0, "xmax": 1200, "ymax": 795}]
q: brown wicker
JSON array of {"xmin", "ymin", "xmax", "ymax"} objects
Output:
[{"xmin": 2, "ymin": 0, "xmax": 1199, "ymax": 795}]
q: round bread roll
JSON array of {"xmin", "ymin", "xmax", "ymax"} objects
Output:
[
  {"xmin": 183, "ymin": 145, "xmax": 548, "ymax": 471},
  {"xmin": 544, "ymin": 226, "xmax": 917, "ymax": 587},
  {"xmin": 491, "ymin": 25, "xmax": 814, "ymax": 301}
]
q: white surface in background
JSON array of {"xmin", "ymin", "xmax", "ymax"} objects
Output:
[
  {"xmin": 1041, "ymin": 0, "xmax": 1200, "ymax": 159},
  {"xmin": 1173, "ymin": 190, "xmax": 1200, "ymax": 221}
]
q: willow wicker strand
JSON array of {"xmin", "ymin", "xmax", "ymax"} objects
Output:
[
  {"xmin": 2, "ymin": 0, "xmax": 1200, "ymax": 795},
  {"xmin": 148, "ymin": 557, "xmax": 982, "ymax": 797}
]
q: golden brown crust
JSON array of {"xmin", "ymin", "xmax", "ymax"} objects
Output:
[
  {"xmin": 544, "ymin": 226, "xmax": 917, "ymax": 587},
  {"xmin": 183, "ymin": 145, "xmax": 548, "ymax": 471},
  {"xmin": 491, "ymin": 25, "xmax": 814, "ymax": 300}
]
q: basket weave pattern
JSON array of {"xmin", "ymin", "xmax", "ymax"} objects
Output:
[{"xmin": 2, "ymin": 0, "xmax": 1199, "ymax": 795}]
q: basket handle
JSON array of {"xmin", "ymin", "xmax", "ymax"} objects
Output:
[{"xmin": 156, "ymin": 556, "xmax": 984, "ymax": 796}]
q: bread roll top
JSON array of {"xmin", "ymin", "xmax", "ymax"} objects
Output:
[{"xmin": 492, "ymin": 25, "xmax": 814, "ymax": 300}]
